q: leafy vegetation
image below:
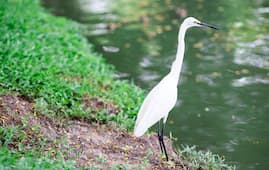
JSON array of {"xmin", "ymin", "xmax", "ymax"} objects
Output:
[{"xmin": 179, "ymin": 145, "xmax": 235, "ymax": 170}]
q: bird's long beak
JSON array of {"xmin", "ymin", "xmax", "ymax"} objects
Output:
[{"xmin": 198, "ymin": 22, "xmax": 219, "ymax": 30}]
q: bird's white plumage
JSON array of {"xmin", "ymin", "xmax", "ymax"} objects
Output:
[
  {"xmin": 134, "ymin": 75, "xmax": 177, "ymax": 136},
  {"xmin": 134, "ymin": 17, "xmax": 211, "ymax": 137}
]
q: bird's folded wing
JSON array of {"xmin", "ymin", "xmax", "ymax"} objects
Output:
[{"xmin": 134, "ymin": 81, "xmax": 177, "ymax": 137}]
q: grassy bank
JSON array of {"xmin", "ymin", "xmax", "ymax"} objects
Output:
[
  {"xmin": 0, "ymin": 0, "xmax": 234, "ymax": 169},
  {"xmin": 0, "ymin": 0, "xmax": 144, "ymax": 127},
  {"xmin": 1, "ymin": 0, "xmax": 143, "ymax": 168}
]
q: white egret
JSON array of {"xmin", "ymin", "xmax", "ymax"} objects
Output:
[{"xmin": 134, "ymin": 17, "xmax": 218, "ymax": 161}]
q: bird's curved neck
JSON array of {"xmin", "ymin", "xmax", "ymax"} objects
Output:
[{"xmin": 170, "ymin": 24, "xmax": 187, "ymax": 82}]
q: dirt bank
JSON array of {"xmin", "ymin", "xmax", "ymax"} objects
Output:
[{"xmin": 0, "ymin": 94, "xmax": 190, "ymax": 169}]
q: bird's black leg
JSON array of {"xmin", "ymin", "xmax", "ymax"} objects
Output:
[
  {"xmin": 158, "ymin": 120, "xmax": 164, "ymax": 153},
  {"xmin": 160, "ymin": 120, "xmax": 169, "ymax": 161},
  {"xmin": 158, "ymin": 119, "xmax": 169, "ymax": 161}
]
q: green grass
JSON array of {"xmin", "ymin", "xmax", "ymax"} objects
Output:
[
  {"xmin": 0, "ymin": 0, "xmax": 144, "ymax": 128},
  {"xmin": 0, "ymin": 147, "xmax": 79, "ymax": 170}
]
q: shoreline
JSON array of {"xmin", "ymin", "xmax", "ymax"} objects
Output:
[{"xmin": 0, "ymin": 0, "xmax": 234, "ymax": 169}]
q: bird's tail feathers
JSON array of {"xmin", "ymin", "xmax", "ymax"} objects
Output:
[
  {"xmin": 134, "ymin": 124, "xmax": 148, "ymax": 137},
  {"xmin": 134, "ymin": 112, "xmax": 161, "ymax": 137}
]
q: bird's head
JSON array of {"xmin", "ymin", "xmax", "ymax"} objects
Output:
[{"xmin": 183, "ymin": 17, "xmax": 218, "ymax": 30}]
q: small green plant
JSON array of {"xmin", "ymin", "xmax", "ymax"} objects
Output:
[
  {"xmin": 0, "ymin": 125, "xmax": 23, "ymax": 147},
  {"xmin": 141, "ymin": 148, "xmax": 153, "ymax": 166},
  {"xmin": 179, "ymin": 145, "xmax": 235, "ymax": 170},
  {"xmin": 111, "ymin": 163, "xmax": 130, "ymax": 170},
  {"xmin": 97, "ymin": 153, "xmax": 106, "ymax": 164},
  {"xmin": 89, "ymin": 164, "xmax": 102, "ymax": 170}
]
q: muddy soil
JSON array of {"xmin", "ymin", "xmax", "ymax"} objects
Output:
[{"xmin": 0, "ymin": 94, "xmax": 190, "ymax": 169}]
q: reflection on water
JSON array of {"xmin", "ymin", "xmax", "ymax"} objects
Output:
[
  {"xmin": 233, "ymin": 34, "xmax": 269, "ymax": 88},
  {"xmin": 42, "ymin": 0, "xmax": 269, "ymax": 169},
  {"xmin": 256, "ymin": 7, "xmax": 269, "ymax": 22},
  {"xmin": 232, "ymin": 76, "xmax": 269, "ymax": 87},
  {"xmin": 234, "ymin": 37, "xmax": 269, "ymax": 69},
  {"xmin": 80, "ymin": 0, "xmax": 110, "ymax": 13}
]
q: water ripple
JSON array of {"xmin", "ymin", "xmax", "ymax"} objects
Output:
[
  {"xmin": 255, "ymin": 7, "xmax": 269, "ymax": 22},
  {"xmin": 234, "ymin": 36, "xmax": 269, "ymax": 69},
  {"xmin": 232, "ymin": 75, "xmax": 269, "ymax": 87},
  {"xmin": 80, "ymin": 0, "xmax": 110, "ymax": 13}
]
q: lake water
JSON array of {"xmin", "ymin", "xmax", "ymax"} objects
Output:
[{"xmin": 42, "ymin": 0, "xmax": 269, "ymax": 169}]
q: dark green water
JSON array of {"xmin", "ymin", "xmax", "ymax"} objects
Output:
[{"xmin": 42, "ymin": 0, "xmax": 269, "ymax": 169}]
